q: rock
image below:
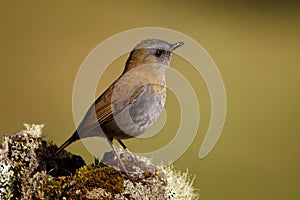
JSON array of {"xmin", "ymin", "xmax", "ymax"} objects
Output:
[{"xmin": 0, "ymin": 124, "xmax": 199, "ymax": 199}]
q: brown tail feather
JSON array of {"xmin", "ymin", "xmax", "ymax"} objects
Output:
[{"xmin": 53, "ymin": 131, "xmax": 79, "ymax": 157}]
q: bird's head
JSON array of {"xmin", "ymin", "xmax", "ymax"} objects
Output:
[{"xmin": 124, "ymin": 39, "xmax": 184, "ymax": 73}]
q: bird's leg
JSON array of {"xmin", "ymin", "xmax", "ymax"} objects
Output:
[
  {"xmin": 117, "ymin": 139, "xmax": 139, "ymax": 165},
  {"xmin": 107, "ymin": 137, "xmax": 130, "ymax": 176}
]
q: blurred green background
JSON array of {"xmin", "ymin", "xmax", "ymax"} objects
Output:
[{"xmin": 0, "ymin": 1, "xmax": 299, "ymax": 199}]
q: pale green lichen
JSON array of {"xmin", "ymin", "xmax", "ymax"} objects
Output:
[
  {"xmin": 23, "ymin": 123, "xmax": 44, "ymax": 138},
  {"xmin": 123, "ymin": 179, "xmax": 167, "ymax": 200},
  {"xmin": 0, "ymin": 163, "xmax": 14, "ymax": 199},
  {"xmin": 0, "ymin": 124, "xmax": 47, "ymax": 199},
  {"xmin": 86, "ymin": 188, "xmax": 113, "ymax": 199},
  {"xmin": 163, "ymin": 165, "xmax": 199, "ymax": 200}
]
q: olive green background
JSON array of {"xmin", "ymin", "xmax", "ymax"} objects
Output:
[{"xmin": 0, "ymin": 1, "xmax": 299, "ymax": 199}]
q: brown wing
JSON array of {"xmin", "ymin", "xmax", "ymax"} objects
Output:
[{"xmin": 76, "ymin": 83, "xmax": 148, "ymax": 137}]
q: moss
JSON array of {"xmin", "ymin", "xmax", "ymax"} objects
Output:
[
  {"xmin": 74, "ymin": 164, "xmax": 124, "ymax": 193},
  {"xmin": 45, "ymin": 164, "xmax": 124, "ymax": 198}
]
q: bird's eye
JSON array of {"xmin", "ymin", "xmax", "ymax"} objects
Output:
[{"xmin": 155, "ymin": 49, "xmax": 163, "ymax": 57}]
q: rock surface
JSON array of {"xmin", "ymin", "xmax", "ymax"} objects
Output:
[{"xmin": 0, "ymin": 124, "xmax": 198, "ymax": 199}]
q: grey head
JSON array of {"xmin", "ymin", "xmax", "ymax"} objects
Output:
[
  {"xmin": 134, "ymin": 39, "xmax": 184, "ymax": 52},
  {"xmin": 124, "ymin": 39, "xmax": 184, "ymax": 72}
]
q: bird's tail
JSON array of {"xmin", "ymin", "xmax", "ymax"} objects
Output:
[{"xmin": 53, "ymin": 131, "xmax": 80, "ymax": 157}]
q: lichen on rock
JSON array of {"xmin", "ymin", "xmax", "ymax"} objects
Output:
[
  {"xmin": 0, "ymin": 124, "xmax": 199, "ymax": 199},
  {"xmin": 0, "ymin": 125, "xmax": 48, "ymax": 199}
]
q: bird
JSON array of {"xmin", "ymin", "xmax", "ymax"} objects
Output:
[{"xmin": 54, "ymin": 39, "xmax": 184, "ymax": 175}]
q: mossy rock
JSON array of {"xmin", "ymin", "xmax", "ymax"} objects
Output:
[{"xmin": 0, "ymin": 124, "xmax": 199, "ymax": 199}]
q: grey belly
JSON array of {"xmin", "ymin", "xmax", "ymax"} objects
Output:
[{"xmin": 113, "ymin": 90, "xmax": 166, "ymax": 138}]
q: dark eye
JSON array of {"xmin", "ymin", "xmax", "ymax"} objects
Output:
[{"xmin": 155, "ymin": 49, "xmax": 163, "ymax": 57}]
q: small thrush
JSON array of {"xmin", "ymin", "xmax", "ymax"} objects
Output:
[{"xmin": 54, "ymin": 39, "xmax": 184, "ymax": 175}]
